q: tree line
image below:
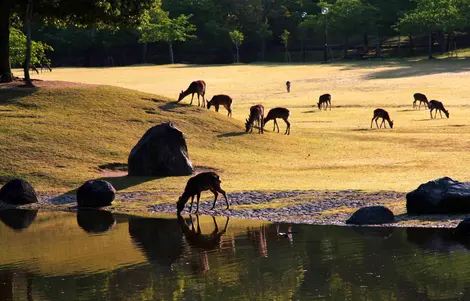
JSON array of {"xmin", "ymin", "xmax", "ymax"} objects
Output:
[{"xmin": 3, "ymin": 0, "xmax": 470, "ymax": 84}]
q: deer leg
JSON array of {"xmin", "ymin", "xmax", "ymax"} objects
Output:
[
  {"xmin": 196, "ymin": 214, "xmax": 201, "ymax": 234},
  {"xmin": 222, "ymin": 216, "xmax": 230, "ymax": 233},
  {"xmin": 195, "ymin": 193, "xmax": 201, "ymax": 214},
  {"xmin": 261, "ymin": 116, "xmax": 264, "ymax": 134},
  {"xmin": 220, "ymin": 188, "xmax": 229, "ymax": 210},
  {"xmin": 375, "ymin": 118, "xmax": 380, "ymax": 128},
  {"xmin": 227, "ymin": 108, "xmax": 232, "ymax": 117},
  {"xmin": 285, "ymin": 119, "xmax": 291, "ymax": 135},
  {"xmin": 202, "ymin": 91, "xmax": 206, "ymax": 108},
  {"xmin": 189, "ymin": 195, "xmax": 195, "ymax": 213},
  {"xmin": 197, "ymin": 93, "xmax": 201, "ymax": 107},
  {"xmin": 210, "ymin": 189, "xmax": 219, "ymax": 210},
  {"xmin": 215, "ymin": 105, "xmax": 219, "ymax": 112},
  {"xmin": 430, "ymin": 109, "xmax": 433, "ymax": 119},
  {"xmin": 190, "ymin": 93, "xmax": 194, "ymax": 105},
  {"xmin": 439, "ymin": 110, "xmax": 443, "ymax": 118},
  {"xmin": 211, "ymin": 216, "xmax": 219, "ymax": 235}
]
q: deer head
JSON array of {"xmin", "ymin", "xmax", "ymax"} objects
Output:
[
  {"xmin": 177, "ymin": 196, "xmax": 186, "ymax": 214},
  {"xmin": 245, "ymin": 119, "xmax": 251, "ymax": 132},
  {"xmin": 389, "ymin": 120, "xmax": 394, "ymax": 129},
  {"xmin": 177, "ymin": 90, "xmax": 184, "ymax": 102},
  {"xmin": 317, "ymin": 102, "xmax": 321, "ymax": 110},
  {"xmin": 444, "ymin": 110, "xmax": 450, "ymax": 118},
  {"xmin": 207, "ymin": 98, "xmax": 212, "ymax": 109}
]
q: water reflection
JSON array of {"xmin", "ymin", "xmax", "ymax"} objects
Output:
[
  {"xmin": 4, "ymin": 211, "xmax": 470, "ymax": 300},
  {"xmin": 0, "ymin": 209, "xmax": 37, "ymax": 231},
  {"xmin": 178, "ymin": 214, "xmax": 230, "ymax": 275},
  {"xmin": 76, "ymin": 209, "xmax": 116, "ymax": 234},
  {"xmin": 128, "ymin": 216, "xmax": 184, "ymax": 271}
]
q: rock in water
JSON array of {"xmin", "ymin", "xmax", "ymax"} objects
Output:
[
  {"xmin": 76, "ymin": 180, "xmax": 116, "ymax": 207},
  {"xmin": 0, "ymin": 179, "xmax": 38, "ymax": 205},
  {"xmin": 406, "ymin": 177, "xmax": 470, "ymax": 214},
  {"xmin": 346, "ymin": 206, "xmax": 395, "ymax": 225},
  {"xmin": 128, "ymin": 122, "xmax": 194, "ymax": 176}
]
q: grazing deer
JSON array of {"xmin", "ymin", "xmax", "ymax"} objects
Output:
[
  {"xmin": 176, "ymin": 172, "xmax": 229, "ymax": 214},
  {"xmin": 371, "ymin": 108, "xmax": 394, "ymax": 129},
  {"xmin": 207, "ymin": 94, "xmax": 233, "ymax": 117},
  {"xmin": 178, "ymin": 80, "xmax": 206, "ymax": 107},
  {"xmin": 429, "ymin": 100, "xmax": 449, "ymax": 119},
  {"xmin": 286, "ymin": 81, "xmax": 291, "ymax": 93},
  {"xmin": 29, "ymin": 64, "xmax": 39, "ymax": 75},
  {"xmin": 245, "ymin": 104, "xmax": 265, "ymax": 134},
  {"xmin": 40, "ymin": 63, "xmax": 52, "ymax": 73},
  {"xmin": 413, "ymin": 93, "xmax": 429, "ymax": 110},
  {"xmin": 264, "ymin": 107, "xmax": 291, "ymax": 135},
  {"xmin": 317, "ymin": 93, "xmax": 331, "ymax": 110},
  {"xmin": 178, "ymin": 214, "xmax": 230, "ymax": 275}
]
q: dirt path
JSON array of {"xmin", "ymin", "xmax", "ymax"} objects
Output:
[{"xmin": 2, "ymin": 189, "xmax": 465, "ymax": 228}]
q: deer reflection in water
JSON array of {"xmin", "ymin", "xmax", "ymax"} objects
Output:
[{"xmin": 177, "ymin": 214, "xmax": 231, "ymax": 275}]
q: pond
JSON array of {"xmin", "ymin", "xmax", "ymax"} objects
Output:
[{"xmin": 0, "ymin": 209, "xmax": 469, "ymax": 300}]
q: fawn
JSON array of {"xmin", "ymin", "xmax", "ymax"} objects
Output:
[
  {"xmin": 429, "ymin": 100, "xmax": 449, "ymax": 119},
  {"xmin": 176, "ymin": 172, "xmax": 229, "ymax": 214},
  {"xmin": 371, "ymin": 108, "xmax": 394, "ymax": 129},
  {"xmin": 264, "ymin": 107, "xmax": 291, "ymax": 135},
  {"xmin": 178, "ymin": 80, "xmax": 206, "ymax": 107},
  {"xmin": 413, "ymin": 93, "xmax": 429, "ymax": 110},
  {"xmin": 317, "ymin": 94, "xmax": 331, "ymax": 110},
  {"xmin": 245, "ymin": 104, "xmax": 265, "ymax": 134},
  {"xmin": 207, "ymin": 95, "xmax": 233, "ymax": 117}
]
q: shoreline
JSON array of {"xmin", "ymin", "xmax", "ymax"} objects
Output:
[{"xmin": 1, "ymin": 189, "xmax": 467, "ymax": 229}]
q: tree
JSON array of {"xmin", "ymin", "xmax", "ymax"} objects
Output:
[
  {"xmin": 229, "ymin": 29, "xmax": 244, "ymax": 63},
  {"xmin": 10, "ymin": 27, "xmax": 53, "ymax": 66},
  {"xmin": 0, "ymin": 0, "xmax": 157, "ymax": 83},
  {"xmin": 280, "ymin": 29, "xmax": 291, "ymax": 62},
  {"xmin": 396, "ymin": 0, "xmax": 465, "ymax": 59},
  {"xmin": 139, "ymin": 13, "xmax": 196, "ymax": 64}
]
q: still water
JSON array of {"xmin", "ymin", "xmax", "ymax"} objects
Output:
[{"xmin": 0, "ymin": 209, "xmax": 469, "ymax": 301}]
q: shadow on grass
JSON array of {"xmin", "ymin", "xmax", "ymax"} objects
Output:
[
  {"xmin": 217, "ymin": 132, "xmax": 248, "ymax": 138},
  {"xmin": 159, "ymin": 101, "xmax": 193, "ymax": 112},
  {"xmin": 0, "ymin": 89, "xmax": 40, "ymax": 109},
  {"xmin": 302, "ymin": 110, "xmax": 316, "ymax": 114}
]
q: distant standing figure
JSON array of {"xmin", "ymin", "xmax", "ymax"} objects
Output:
[
  {"xmin": 429, "ymin": 100, "xmax": 449, "ymax": 119},
  {"xmin": 371, "ymin": 108, "xmax": 394, "ymax": 129},
  {"xmin": 207, "ymin": 94, "xmax": 233, "ymax": 117},
  {"xmin": 178, "ymin": 80, "xmax": 206, "ymax": 108},
  {"xmin": 264, "ymin": 107, "xmax": 291, "ymax": 135},
  {"xmin": 176, "ymin": 172, "xmax": 229, "ymax": 214},
  {"xmin": 286, "ymin": 81, "xmax": 291, "ymax": 93},
  {"xmin": 317, "ymin": 93, "xmax": 331, "ymax": 110},
  {"xmin": 413, "ymin": 93, "xmax": 429, "ymax": 110}
]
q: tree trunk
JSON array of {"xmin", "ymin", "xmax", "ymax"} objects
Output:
[
  {"xmin": 0, "ymin": 0, "xmax": 13, "ymax": 83},
  {"xmin": 236, "ymin": 45, "xmax": 239, "ymax": 63},
  {"xmin": 375, "ymin": 33, "xmax": 381, "ymax": 57},
  {"xmin": 300, "ymin": 40, "xmax": 305, "ymax": 62},
  {"xmin": 141, "ymin": 42, "xmax": 147, "ymax": 64},
  {"xmin": 397, "ymin": 35, "xmax": 401, "ymax": 56},
  {"xmin": 363, "ymin": 31, "xmax": 369, "ymax": 54},
  {"xmin": 439, "ymin": 31, "xmax": 445, "ymax": 54},
  {"xmin": 446, "ymin": 33, "xmax": 451, "ymax": 53},
  {"xmin": 344, "ymin": 35, "xmax": 349, "ymax": 58},
  {"xmin": 408, "ymin": 33, "xmax": 414, "ymax": 56},
  {"xmin": 260, "ymin": 38, "xmax": 266, "ymax": 61},
  {"xmin": 23, "ymin": 0, "xmax": 34, "ymax": 87},
  {"xmin": 169, "ymin": 42, "xmax": 174, "ymax": 64},
  {"xmin": 428, "ymin": 31, "xmax": 433, "ymax": 59}
]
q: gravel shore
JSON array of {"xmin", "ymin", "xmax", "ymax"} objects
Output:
[{"xmin": 1, "ymin": 189, "xmax": 464, "ymax": 228}]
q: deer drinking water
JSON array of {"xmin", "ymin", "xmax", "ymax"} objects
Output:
[
  {"xmin": 413, "ymin": 93, "xmax": 429, "ymax": 110},
  {"xmin": 176, "ymin": 172, "xmax": 229, "ymax": 214},
  {"xmin": 429, "ymin": 100, "xmax": 449, "ymax": 119},
  {"xmin": 317, "ymin": 93, "xmax": 331, "ymax": 110},
  {"xmin": 264, "ymin": 107, "xmax": 291, "ymax": 135},
  {"xmin": 286, "ymin": 81, "xmax": 291, "ymax": 93},
  {"xmin": 245, "ymin": 104, "xmax": 265, "ymax": 134},
  {"xmin": 177, "ymin": 80, "xmax": 206, "ymax": 107},
  {"xmin": 207, "ymin": 94, "xmax": 233, "ymax": 117},
  {"xmin": 371, "ymin": 108, "xmax": 394, "ymax": 129}
]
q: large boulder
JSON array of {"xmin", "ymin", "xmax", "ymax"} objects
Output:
[
  {"xmin": 0, "ymin": 179, "xmax": 38, "ymax": 205},
  {"xmin": 406, "ymin": 177, "xmax": 470, "ymax": 214},
  {"xmin": 128, "ymin": 122, "xmax": 194, "ymax": 176},
  {"xmin": 346, "ymin": 206, "xmax": 395, "ymax": 225},
  {"xmin": 76, "ymin": 180, "xmax": 116, "ymax": 207}
]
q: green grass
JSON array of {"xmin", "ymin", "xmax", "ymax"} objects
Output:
[{"xmin": 5, "ymin": 59, "xmax": 470, "ymax": 199}]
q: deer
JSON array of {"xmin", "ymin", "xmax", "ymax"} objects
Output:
[
  {"xmin": 286, "ymin": 81, "xmax": 291, "ymax": 93},
  {"xmin": 371, "ymin": 108, "xmax": 394, "ymax": 129},
  {"xmin": 177, "ymin": 80, "xmax": 206, "ymax": 107},
  {"xmin": 177, "ymin": 214, "xmax": 230, "ymax": 275},
  {"xmin": 413, "ymin": 93, "xmax": 429, "ymax": 110},
  {"xmin": 317, "ymin": 93, "xmax": 331, "ymax": 110},
  {"xmin": 263, "ymin": 107, "xmax": 291, "ymax": 135},
  {"xmin": 207, "ymin": 94, "xmax": 233, "ymax": 117},
  {"xmin": 176, "ymin": 172, "xmax": 229, "ymax": 214},
  {"xmin": 40, "ymin": 63, "xmax": 52, "ymax": 73},
  {"xmin": 29, "ymin": 64, "xmax": 39, "ymax": 75},
  {"xmin": 245, "ymin": 104, "xmax": 265, "ymax": 134},
  {"xmin": 429, "ymin": 100, "xmax": 450, "ymax": 119}
]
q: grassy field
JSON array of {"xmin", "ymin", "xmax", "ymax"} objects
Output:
[{"xmin": 4, "ymin": 59, "xmax": 470, "ymax": 196}]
